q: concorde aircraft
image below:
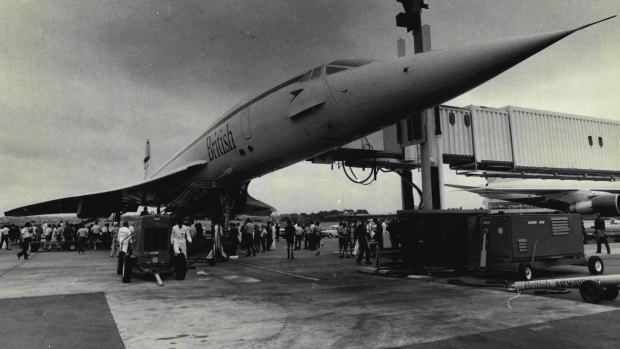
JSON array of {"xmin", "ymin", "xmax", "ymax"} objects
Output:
[
  {"xmin": 447, "ymin": 180, "xmax": 620, "ymax": 217},
  {"xmin": 5, "ymin": 17, "xmax": 615, "ymax": 222}
]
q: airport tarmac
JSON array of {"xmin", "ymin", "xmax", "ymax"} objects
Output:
[{"xmin": 2, "ymin": 239, "xmax": 620, "ymax": 349}]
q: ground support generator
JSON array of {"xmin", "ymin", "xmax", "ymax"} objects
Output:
[
  {"xmin": 116, "ymin": 215, "xmax": 186, "ymax": 285},
  {"xmin": 398, "ymin": 210, "xmax": 603, "ymax": 281}
]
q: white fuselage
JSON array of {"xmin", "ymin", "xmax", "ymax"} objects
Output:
[{"xmin": 151, "ymin": 26, "xmax": 583, "ymax": 188}]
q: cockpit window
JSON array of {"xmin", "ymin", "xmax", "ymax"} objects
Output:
[
  {"xmin": 326, "ymin": 66, "xmax": 348, "ymax": 75},
  {"xmin": 299, "ymin": 70, "xmax": 312, "ymax": 82},
  {"xmin": 327, "ymin": 59, "xmax": 373, "ymax": 67},
  {"xmin": 310, "ymin": 67, "xmax": 322, "ymax": 79},
  {"xmin": 325, "ymin": 59, "xmax": 374, "ymax": 76}
]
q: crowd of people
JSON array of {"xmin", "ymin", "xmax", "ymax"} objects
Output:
[
  {"xmin": 1, "ymin": 216, "xmax": 401, "ymax": 266},
  {"xmin": 1, "ymin": 220, "xmax": 122, "ymax": 259},
  {"xmin": 220, "ymin": 217, "xmax": 399, "ymax": 263}
]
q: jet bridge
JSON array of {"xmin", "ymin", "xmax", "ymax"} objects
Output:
[
  {"xmin": 438, "ymin": 105, "xmax": 620, "ymax": 180},
  {"xmin": 310, "ymin": 104, "xmax": 620, "ymax": 181}
]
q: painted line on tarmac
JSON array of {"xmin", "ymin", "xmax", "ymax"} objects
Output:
[
  {"xmin": 0, "ymin": 253, "xmax": 36, "ymax": 279},
  {"xmin": 231, "ymin": 261, "xmax": 320, "ymax": 281}
]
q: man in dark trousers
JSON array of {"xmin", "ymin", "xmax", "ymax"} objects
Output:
[
  {"xmin": 373, "ymin": 219, "xmax": 383, "ymax": 250},
  {"xmin": 594, "ymin": 212, "xmax": 611, "ymax": 254},
  {"xmin": 285, "ymin": 219, "xmax": 296, "ymax": 259},
  {"xmin": 355, "ymin": 221, "xmax": 371, "ymax": 265},
  {"xmin": 17, "ymin": 222, "xmax": 33, "ymax": 259},
  {"xmin": 242, "ymin": 218, "xmax": 255, "ymax": 257}
]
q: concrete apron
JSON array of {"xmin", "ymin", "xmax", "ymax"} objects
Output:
[{"xmin": 0, "ymin": 245, "xmax": 617, "ymax": 349}]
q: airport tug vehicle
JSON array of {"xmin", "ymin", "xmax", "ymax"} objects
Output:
[{"xmin": 116, "ymin": 215, "xmax": 186, "ymax": 285}]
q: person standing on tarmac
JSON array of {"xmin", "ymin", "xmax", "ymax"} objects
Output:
[
  {"xmin": 76, "ymin": 225, "xmax": 89, "ymax": 254},
  {"xmin": 285, "ymin": 219, "xmax": 295, "ymax": 259},
  {"xmin": 338, "ymin": 222, "xmax": 347, "ymax": 258},
  {"xmin": 242, "ymin": 218, "xmax": 255, "ymax": 257},
  {"xmin": 1, "ymin": 225, "xmax": 10, "ymax": 250},
  {"xmin": 117, "ymin": 222, "xmax": 132, "ymax": 255},
  {"xmin": 345, "ymin": 222, "xmax": 354, "ymax": 257},
  {"xmin": 594, "ymin": 212, "xmax": 611, "ymax": 254},
  {"xmin": 294, "ymin": 222, "xmax": 303, "ymax": 251},
  {"xmin": 373, "ymin": 218, "xmax": 383, "ymax": 251},
  {"xmin": 17, "ymin": 222, "xmax": 33, "ymax": 259},
  {"xmin": 110, "ymin": 222, "xmax": 119, "ymax": 257},
  {"xmin": 355, "ymin": 221, "xmax": 371, "ymax": 265},
  {"xmin": 313, "ymin": 221, "xmax": 322, "ymax": 256},
  {"xmin": 171, "ymin": 220, "xmax": 192, "ymax": 257}
]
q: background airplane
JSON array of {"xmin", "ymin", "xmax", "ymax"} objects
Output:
[
  {"xmin": 448, "ymin": 179, "xmax": 620, "ymax": 217},
  {"xmin": 4, "ymin": 17, "xmax": 615, "ymax": 223}
]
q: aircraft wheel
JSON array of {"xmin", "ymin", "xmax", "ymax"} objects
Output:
[
  {"xmin": 208, "ymin": 258, "xmax": 216, "ymax": 266},
  {"xmin": 518, "ymin": 262, "xmax": 533, "ymax": 281},
  {"xmin": 117, "ymin": 251, "xmax": 125, "ymax": 275},
  {"xmin": 588, "ymin": 256, "xmax": 604, "ymax": 275},
  {"xmin": 175, "ymin": 253, "xmax": 187, "ymax": 280},
  {"xmin": 580, "ymin": 280, "xmax": 603, "ymax": 304},
  {"xmin": 603, "ymin": 285, "xmax": 619, "ymax": 301},
  {"xmin": 122, "ymin": 255, "xmax": 132, "ymax": 283}
]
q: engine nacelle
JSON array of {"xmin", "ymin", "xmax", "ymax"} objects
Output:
[{"xmin": 569, "ymin": 194, "xmax": 620, "ymax": 217}]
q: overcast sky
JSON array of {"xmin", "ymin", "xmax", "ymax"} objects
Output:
[{"xmin": 1, "ymin": 0, "xmax": 619, "ymax": 216}]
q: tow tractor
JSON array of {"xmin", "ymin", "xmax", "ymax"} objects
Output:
[{"xmin": 116, "ymin": 215, "xmax": 186, "ymax": 285}]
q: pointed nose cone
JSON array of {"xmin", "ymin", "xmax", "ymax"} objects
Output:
[{"xmin": 413, "ymin": 16, "xmax": 615, "ymax": 107}]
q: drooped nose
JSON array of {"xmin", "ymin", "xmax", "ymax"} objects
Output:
[{"xmin": 411, "ymin": 16, "xmax": 615, "ymax": 107}]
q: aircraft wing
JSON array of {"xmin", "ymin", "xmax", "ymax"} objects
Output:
[
  {"xmin": 446, "ymin": 184, "xmax": 572, "ymax": 194},
  {"xmin": 243, "ymin": 194, "xmax": 277, "ymax": 216},
  {"xmin": 4, "ymin": 161, "xmax": 207, "ymax": 218},
  {"xmin": 447, "ymin": 184, "xmax": 620, "ymax": 196}
]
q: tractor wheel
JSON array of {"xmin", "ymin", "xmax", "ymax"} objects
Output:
[
  {"xmin": 175, "ymin": 253, "xmax": 187, "ymax": 280},
  {"xmin": 518, "ymin": 262, "xmax": 534, "ymax": 281},
  {"xmin": 603, "ymin": 285, "xmax": 619, "ymax": 301},
  {"xmin": 122, "ymin": 255, "xmax": 132, "ymax": 283},
  {"xmin": 117, "ymin": 251, "xmax": 125, "ymax": 275},
  {"xmin": 580, "ymin": 280, "xmax": 603, "ymax": 304},
  {"xmin": 588, "ymin": 256, "xmax": 604, "ymax": 275}
]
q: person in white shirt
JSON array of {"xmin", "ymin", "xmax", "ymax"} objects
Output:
[
  {"xmin": 294, "ymin": 223, "xmax": 303, "ymax": 251},
  {"xmin": 1, "ymin": 225, "xmax": 11, "ymax": 250},
  {"xmin": 17, "ymin": 222, "xmax": 33, "ymax": 259},
  {"xmin": 171, "ymin": 220, "xmax": 192, "ymax": 256},
  {"xmin": 90, "ymin": 222, "xmax": 101, "ymax": 250},
  {"xmin": 109, "ymin": 222, "xmax": 119, "ymax": 257},
  {"xmin": 77, "ymin": 225, "xmax": 89, "ymax": 254},
  {"xmin": 117, "ymin": 222, "xmax": 132, "ymax": 254},
  {"xmin": 43, "ymin": 225, "xmax": 53, "ymax": 250}
]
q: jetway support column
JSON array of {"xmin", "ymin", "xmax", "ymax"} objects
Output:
[
  {"xmin": 396, "ymin": 0, "xmax": 445, "ymax": 209},
  {"xmin": 397, "ymin": 38, "xmax": 415, "ymax": 210}
]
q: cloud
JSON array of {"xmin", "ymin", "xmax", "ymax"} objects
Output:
[{"xmin": 1, "ymin": 0, "xmax": 618, "ymax": 215}]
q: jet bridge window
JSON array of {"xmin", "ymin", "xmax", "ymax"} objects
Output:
[
  {"xmin": 449, "ymin": 112, "xmax": 456, "ymax": 125},
  {"xmin": 464, "ymin": 113, "xmax": 471, "ymax": 127},
  {"xmin": 588, "ymin": 136, "xmax": 593, "ymax": 146},
  {"xmin": 599, "ymin": 137, "xmax": 603, "ymax": 147}
]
